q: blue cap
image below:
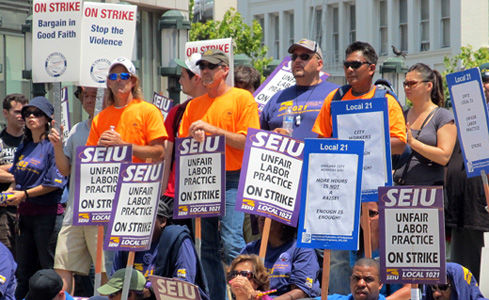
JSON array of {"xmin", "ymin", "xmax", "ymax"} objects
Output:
[{"xmin": 22, "ymin": 96, "xmax": 54, "ymax": 121}]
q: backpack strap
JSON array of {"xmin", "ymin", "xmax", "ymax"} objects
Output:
[{"xmin": 332, "ymin": 85, "xmax": 352, "ymax": 101}]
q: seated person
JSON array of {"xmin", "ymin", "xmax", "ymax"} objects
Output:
[
  {"xmin": 228, "ymin": 254, "xmax": 273, "ymax": 300},
  {"xmin": 241, "ymin": 217, "xmax": 320, "ymax": 299},
  {"xmin": 422, "ymin": 262, "xmax": 487, "ymax": 300},
  {"xmin": 111, "ymin": 198, "xmax": 208, "ymax": 300},
  {"xmin": 25, "ymin": 269, "xmax": 74, "ymax": 300},
  {"xmin": 97, "ymin": 268, "xmax": 145, "ymax": 300}
]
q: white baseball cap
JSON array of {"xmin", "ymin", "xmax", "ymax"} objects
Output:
[
  {"xmin": 175, "ymin": 53, "xmax": 202, "ymax": 76},
  {"xmin": 109, "ymin": 57, "xmax": 136, "ymax": 75}
]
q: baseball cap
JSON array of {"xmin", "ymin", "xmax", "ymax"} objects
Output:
[
  {"xmin": 109, "ymin": 57, "xmax": 137, "ymax": 75},
  {"xmin": 175, "ymin": 53, "xmax": 202, "ymax": 76},
  {"xmin": 288, "ymin": 38, "xmax": 323, "ymax": 59},
  {"xmin": 196, "ymin": 49, "xmax": 229, "ymax": 66},
  {"xmin": 480, "ymin": 62, "xmax": 489, "ymax": 82},
  {"xmin": 22, "ymin": 96, "xmax": 54, "ymax": 121},
  {"xmin": 97, "ymin": 268, "xmax": 146, "ymax": 295},
  {"xmin": 157, "ymin": 196, "xmax": 174, "ymax": 219},
  {"xmin": 25, "ymin": 269, "xmax": 63, "ymax": 300}
]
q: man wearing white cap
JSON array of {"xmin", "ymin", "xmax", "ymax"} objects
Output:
[{"xmin": 86, "ymin": 57, "xmax": 167, "ymax": 162}]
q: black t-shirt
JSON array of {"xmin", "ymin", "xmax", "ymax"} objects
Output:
[{"xmin": 0, "ymin": 128, "xmax": 23, "ymax": 192}]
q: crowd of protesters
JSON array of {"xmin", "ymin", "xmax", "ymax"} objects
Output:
[{"xmin": 0, "ymin": 38, "xmax": 488, "ymax": 300}]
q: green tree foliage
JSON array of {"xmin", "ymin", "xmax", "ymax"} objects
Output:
[
  {"xmin": 189, "ymin": 8, "xmax": 272, "ymax": 77},
  {"xmin": 443, "ymin": 45, "xmax": 489, "ymax": 101}
]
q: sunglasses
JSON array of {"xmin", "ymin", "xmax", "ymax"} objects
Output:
[
  {"xmin": 199, "ymin": 63, "xmax": 221, "ymax": 70},
  {"xmin": 403, "ymin": 80, "xmax": 428, "ymax": 88},
  {"xmin": 227, "ymin": 270, "xmax": 254, "ymax": 281},
  {"xmin": 291, "ymin": 53, "xmax": 314, "ymax": 61},
  {"xmin": 368, "ymin": 209, "xmax": 379, "ymax": 218},
  {"xmin": 430, "ymin": 284, "xmax": 451, "ymax": 292},
  {"xmin": 108, "ymin": 72, "xmax": 131, "ymax": 80},
  {"xmin": 22, "ymin": 109, "xmax": 44, "ymax": 119},
  {"xmin": 343, "ymin": 60, "xmax": 371, "ymax": 69}
]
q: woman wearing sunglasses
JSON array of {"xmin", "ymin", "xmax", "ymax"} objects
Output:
[
  {"xmin": 228, "ymin": 254, "xmax": 272, "ymax": 300},
  {"xmin": 4, "ymin": 96, "xmax": 66, "ymax": 299},
  {"xmin": 393, "ymin": 63, "xmax": 456, "ymax": 186}
]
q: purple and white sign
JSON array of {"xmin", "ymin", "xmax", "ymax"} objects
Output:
[
  {"xmin": 253, "ymin": 56, "xmax": 330, "ymax": 112},
  {"xmin": 174, "ymin": 135, "xmax": 225, "ymax": 219},
  {"xmin": 152, "ymin": 92, "xmax": 173, "ymax": 121},
  {"xmin": 73, "ymin": 145, "xmax": 132, "ymax": 225},
  {"xmin": 379, "ymin": 186, "xmax": 446, "ymax": 284},
  {"xmin": 236, "ymin": 129, "xmax": 303, "ymax": 226},
  {"xmin": 104, "ymin": 162, "xmax": 163, "ymax": 251},
  {"xmin": 149, "ymin": 275, "xmax": 201, "ymax": 300}
]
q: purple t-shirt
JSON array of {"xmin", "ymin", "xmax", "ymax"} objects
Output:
[
  {"xmin": 10, "ymin": 139, "xmax": 66, "ymax": 215},
  {"xmin": 241, "ymin": 239, "xmax": 320, "ymax": 298},
  {"xmin": 260, "ymin": 80, "xmax": 338, "ymax": 140}
]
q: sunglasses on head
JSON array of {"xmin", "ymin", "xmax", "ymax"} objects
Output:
[
  {"xmin": 198, "ymin": 63, "xmax": 221, "ymax": 70},
  {"xmin": 22, "ymin": 109, "xmax": 44, "ymax": 119},
  {"xmin": 108, "ymin": 72, "xmax": 131, "ymax": 81},
  {"xmin": 291, "ymin": 53, "xmax": 314, "ymax": 61},
  {"xmin": 430, "ymin": 283, "xmax": 450, "ymax": 292},
  {"xmin": 227, "ymin": 270, "xmax": 254, "ymax": 281},
  {"xmin": 343, "ymin": 60, "xmax": 371, "ymax": 69}
]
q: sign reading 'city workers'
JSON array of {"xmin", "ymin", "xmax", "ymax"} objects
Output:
[
  {"xmin": 32, "ymin": 0, "xmax": 82, "ymax": 82},
  {"xmin": 174, "ymin": 135, "xmax": 225, "ymax": 219},
  {"xmin": 331, "ymin": 98, "xmax": 392, "ymax": 202},
  {"xmin": 236, "ymin": 129, "xmax": 304, "ymax": 226},
  {"xmin": 73, "ymin": 145, "xmax": 132, "ymax": 225},
  {"xmin": 297, "ymin": 139, "xmax": 364, "ymax": 250},
  {"xmin": 105, "ymin": 162, "xmax": 163, "ymax": 251},
  {"xmin": 79, "ymin": 2, "xmax": 137, "ymax": 87},
  {"xmin": 379, "ymin": 186, "xmax": 446, "ymax": 284},
  {"xmin": 446, "ymin": 67, "xmax": 489, "ymax": 177}
]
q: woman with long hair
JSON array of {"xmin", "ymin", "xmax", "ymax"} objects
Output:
[
  {"xmin": 393, "ymin": 63, "xmax": 457, "ymax": 185},
  {"xmin": 228, "ymin": 254, "xmax": 271, "ymax": 300},
  {"xmin": 5, "ymin": 96, "xmax": 66, "ymax": 299}
]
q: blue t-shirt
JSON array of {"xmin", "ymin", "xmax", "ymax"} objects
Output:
[
  {"xmin": 0, "ymin": 243, "xmax": 16, "ymax": 300},
  {"xmin": 10, "ymin": 139, "xmax": 66, "ymax": 215},
  {"xmin": 260, "ymin": 80, "xmax": 338, "ymax": 139},
  {"xmin": 317, "ymin": 293, "xmax": 386, "ymax": 299},
  {"xmin": 241, "ymin": 239, "xmax": 320, "ymax": 297}
]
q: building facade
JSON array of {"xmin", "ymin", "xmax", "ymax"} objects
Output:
[{"xmin": 238, "ymin": 0, "xmax": 489, "ymax": 86}]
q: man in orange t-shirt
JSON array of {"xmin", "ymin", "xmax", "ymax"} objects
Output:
[
  {"xmin": 178, "ymin": 49, "xmax": 260, "ymax": 300},
  {"xmin": 86, "ymin": 57, "xmax": 167, "ymax": 162}
]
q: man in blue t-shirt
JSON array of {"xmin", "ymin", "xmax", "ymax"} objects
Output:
[{"xmin": 260, "ymin": 38, "xmax": 338, "ymax": 139}]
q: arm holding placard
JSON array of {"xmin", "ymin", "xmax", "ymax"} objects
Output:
[
  {"xmin": 48, "ymin": 121, "xmax": 71, "ymax": 176},
  {"xmin": 189, "ymin": 120, "xmax": 246, "ymax": 149},
  {"xmin": 98, "ymin": 130, "xmax": 165, "ymax": 162}
]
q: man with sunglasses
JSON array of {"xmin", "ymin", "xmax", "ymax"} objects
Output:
[
  {"xmin": 178, "ymin": 49, "xmax": 260, "ymax": 300},
  {"xmin": 261, "ymin": 39, "xmax": 338, "ymax": 139},
  {"xmin": 0, "ymin": 93, "xmax": 28, "ymax": 256},
  {"xmin": 86, "ymin": 57, "xmax": 166, "ymax": 162}
]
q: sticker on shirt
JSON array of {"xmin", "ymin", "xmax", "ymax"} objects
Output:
[
  {"xmin": 0, "ymin": 274, "xmax": 5, "ymax": 284},
  {"xmin": 305, "ymin": 277, "xmax": 313, "ymax": 288},
  {"xmin": 177, "ymin": 268, "xmax": 187, "ymax": 279}
]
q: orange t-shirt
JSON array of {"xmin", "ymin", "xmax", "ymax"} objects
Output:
[
  {"xmin": 312, "ymin": 86, "xmax": 407, "ymax": 142},
  {"xmin": 178, "ymin": 87, "xmax": 260, "ymax": 171},
  {"xmin": 86, "ymin": 98, "xmax": 167, "ymax": 163}
]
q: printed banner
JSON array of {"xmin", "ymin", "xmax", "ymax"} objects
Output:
[
  {"xmin": 297, "ymin": 138, "xmax": 364, "ymax": 250},
  {"xmin": 331, "ymin": 98, "xmax": 392, "ymax": 201},
  {"xmin": 446, "ymin": 68, "xmax": 489, "ymax": 177},
  {"xmin": 149, "ymin": 275, "xmax": 201, "ymax": 300},
  {"xmin": 185, "ymin": 38, "xmax": 234, "ymax": 86},
  {"xmin": 73, "ymin": 145, "xmax": 132, "ymax": 225},
  {"xmin": 174, "ymin": 135, "xmax": 225, "ymax": 218},
  {"xmin": 152, "ymin": 92, "xmax": 173, "ymax": 121},
  {"xmin": 379, "ymin": 186, "xmax": 446, "ymax": 284},
  {"xmin": 104, "ymin": 162, "xmax": 163, "ymax": 251},
  {"xmin": 236, "ymin": 129, "xmax": 303, "ymax": 226},
  {"xmin": 32, "ymin": 0, "xmax": 82, "ymax": 82},
  {"xmin": 60, "ymin": 86, "xmax": 71, "ymax": 141},
  {"xmin": 254, "ymin": 56, "xmax": 330, "ymax": 112},
  {"xmin": 79, "ymin": 2, "xmax": 137, "ymax": 87}
]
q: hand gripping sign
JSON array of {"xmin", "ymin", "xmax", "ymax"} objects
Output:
[
  {"xmin": 236, "ymin": 128, "xmax": 304, "ymax": 226},
  {"xmin": 104, "ymin": 162, "xmax": 164, "ymax": 252},
  {"xmin": 379, "ymin": 186, "xmax": 446, "ymax": 284},
  {"xmin": 73, "ymin": 145, "xmax": 132, "ymax": 225}
]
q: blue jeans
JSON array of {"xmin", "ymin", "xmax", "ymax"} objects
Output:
[{"xmin": 201, "ymin": 171, "xmax": 245, "ymax": 300}]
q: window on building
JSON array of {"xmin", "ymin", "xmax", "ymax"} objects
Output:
[
  {"xmin": 399, "ymin": 0, "xmax": 408, "ymax": 51},
  {"xmin": 285, "ymin": 11, "xmax": 294, "ymax": 46},
  {"xmin": 254, "ymin": 15, "xmax": 265, "ymax": 47},
  {"xmin": 314, "ymin": 8, "xmax": 322, "ymax": 47},
  {"xmin": 349, "ymin": 4, "xmax": 356, "ymax": 43},
  {"xmin": 441, "ymin": 0, "xmax": 450, "ymax": 47},
  {"xmin": 272, "ymin": 14, "xmax": 280, "ymax": 58},
  {"xmin": 379, "ymin": 0, "xmax": 388, "ymax": 55},
  {"xmin": 332, "ymin": 6, "xmax": 339, "ymax": 63},
  {"xmin": 420, "ymin": 0, "xmax": 429, "ymax": 51}
]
